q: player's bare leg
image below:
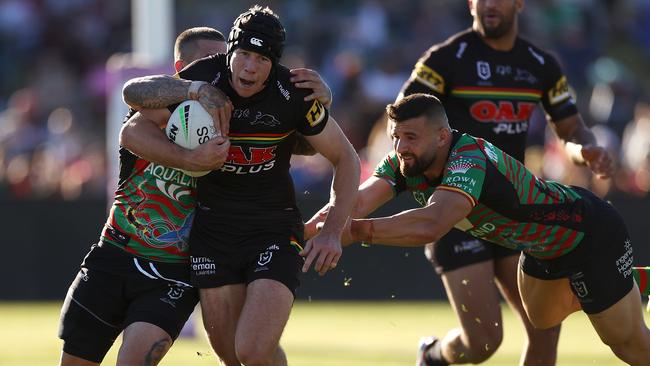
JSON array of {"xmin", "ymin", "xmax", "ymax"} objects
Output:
[
  {"xmin": 117, "ymin": 322, "xmax": 172, "ymax": 366},
  {"xmin": 494, "ymin": 255, "xmax": 559, "ymax": 366},
  {"xmin": 200, "ymin": 285, "xmax": 247, "ymax": 366},
  {"xmin": 587, "ymin": 282, "xmax": 650, "ymax": 365},
  {"xmin": 517, "ymin": 270, "xmax": 581, "ymax": 329},
  {"xmin": 436, "ymin": 260, "xmax": 504, "ymax": 364},
  {"xmin": 236, "ymin": 279, "xmax": 293, "ymax": 366}
]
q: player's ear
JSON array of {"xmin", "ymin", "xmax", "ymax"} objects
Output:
[
  {"xmin": 438, "ymin": 127, "xmax": 452, "ymax": 148},
  {"xmin": 174, "ymin": 60, "xmax": 184, "ymax": 73}
]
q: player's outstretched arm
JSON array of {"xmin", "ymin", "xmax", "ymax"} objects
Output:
[
  {"xmin": 551, "ymin": 114, "xmax": 614, "ymax": 179},
  {"xmin": 300, "ymin": 117, "xmax": 360, "ymax": 275},
  {"xmin": 120, "ymin": 111, "xmax": 230, "ymax": 172},
  {"xmin": 122, "ymin": 75, "xmax": 232, "ymax": 137},
  {"xmin": 304, "ymin": 176, "xmax": 394, "ymax": 241},
  {"xmin": 349, "ymin": 189, "xmax": 472, "ymax": 247}
]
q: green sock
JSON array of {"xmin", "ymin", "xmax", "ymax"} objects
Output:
[{"xmin": 632, "ymin": 267, "xmax": 650, "ymax": 296}]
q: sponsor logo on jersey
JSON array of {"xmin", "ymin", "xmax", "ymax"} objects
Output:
[
  {"xmin": 476, "ymin": 61, "xmax": 491, "ymax": 80},
  {"xmin": 453, "ymin": 239, "xmax": 485, "ymax": 254},
  {"xmin": 144, "ymin": 163, "xmax": 198, "ymax": 188},
  {"xmin": 413, "ymin": 61, "xmax": 445, "ymax": 94},
  {"xmin": 277, "ymin": 80, "xmax": 290, "ymax": 100},
  {"xmin": 468, "ymin": 222, "xmax": 496, "ymax": 237},
  {"xmin": 470, "ymin": 101, "xmax": 536, "ymax": 122},
  {"xmin": 528, "ymin": 46, "xmax": 545, "ymax": 65},
  {"xmin": 496, "ymin": 65, "xmax": 511, "ymax": 76},
  {"xmin": 548, "ymin": 76, "xmax": 572, "ymax": 105},
  {"xmin": 250, "ymin": 37, "xmax": 263, "ymax": 47},
  {"xmin": 221, "ymin": 146, "xmax": 277, "ymax": 175},
  {"xmin": 191, "ymin": 256, "xmax": 217, "ymax": 275},
  {"xmin": 615, "ymin": 238, "xmax": 633, "ymax": 278},
  {"xmin": 306, "ymin": 100, "xmax": 325, "ymax": 127},
  {"xmin": 251, "ymin": 111, "xmax": 281, "ymax": 127},
  {"xmin": 447, "ymin": 157, "xmax": 477, "ymax": 175}
]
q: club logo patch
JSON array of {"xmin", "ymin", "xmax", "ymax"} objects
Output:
[
  {"xmin": 306, "ymin": 100, "xmax": 325, "ymax": 127},
  {"xmin": 258, "ymin": 251, "xmax": 273, "ymax": 266},
  {"xmin": 476, "ymin": 61, "xmax": 491, "ymax": 80}
]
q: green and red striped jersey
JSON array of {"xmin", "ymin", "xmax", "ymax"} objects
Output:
[
  {"xmin": 101, "ymin": 112, "xmax": 197, "ymax": 263},
  {"xmin": 374, "ymin": 131, "xmax": 588, "ymax": 259}
]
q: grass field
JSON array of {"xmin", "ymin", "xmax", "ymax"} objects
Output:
[{"xmin": 0, "ymin": 300, "xmax": 644, "ymax": 365}]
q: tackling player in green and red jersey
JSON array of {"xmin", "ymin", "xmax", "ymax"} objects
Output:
[{"xmin": 336, "ymin": 93, "xmax": 650, "ymax": 366}]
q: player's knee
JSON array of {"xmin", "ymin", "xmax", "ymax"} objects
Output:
[
  {"xmin": 235, "ymin": 341, "xmax": 273, "ymax": 366},
  {"xmin": 116, "ymin": 339, "xmax": 171, "ymax": 366},
  {"xmin": 462, "ymin": 327, "xmax": 502, "ymax": 362}
]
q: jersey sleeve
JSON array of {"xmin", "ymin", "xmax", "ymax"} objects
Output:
[
  {"xmin": 399, "ymin": 44, "xmax": 450, "ymax": 100},
  {"xmin": 437, "ymin": 137, "xmax": 487, "ymax": 207},
  {"xmin": 372, "ymin": 152, "xmax": 406, "ymax": 195},
  {"xmin": 539, "ymin": 53, "xmax": 578, "ymax": 122},
  {"xmin": 295, "ymin": 98, "xmax": 329, "ymax": 136}
]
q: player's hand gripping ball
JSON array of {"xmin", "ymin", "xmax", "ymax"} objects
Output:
[{"xmin": 166, "ymin": 100, "xmax": 221, "ymax": 177}]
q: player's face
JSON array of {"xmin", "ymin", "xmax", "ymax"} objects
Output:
[
  {"xmin": 229, "ymin": 48, "xmax": 273, "ymax": 98},
  {"xmin": 470, "ymin": 0, "xmax": 521, "ymax": 39},
  {"xmin": 389, "ymin": 116, "xmax": 438, "ymax": 177}
]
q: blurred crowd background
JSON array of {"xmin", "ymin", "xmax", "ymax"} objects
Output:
[{"xmin": 1, "ymin": 0, "xmax": 650, "ymax": 202}]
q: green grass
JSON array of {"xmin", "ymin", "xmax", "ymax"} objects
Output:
[{"xmin": 0, "ymin": 300, "xmax": 643, "ymax": 365}]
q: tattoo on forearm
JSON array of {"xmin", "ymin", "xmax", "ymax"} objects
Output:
[
  {"xmin": 123, "ymin": 75, "xmax": 189, "ymax": 109},
  {"xmin": 142, "ymin": 338, "xmax": 170, "ymax": 366}
]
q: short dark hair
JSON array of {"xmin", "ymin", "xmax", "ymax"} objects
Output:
[
  {"xmin": 174, "ymin": 27, "xmax": 225, "ymax": 61},
  {"xmin": 386, "ymin": 93, "xmax": 448, "ymax": 126}
]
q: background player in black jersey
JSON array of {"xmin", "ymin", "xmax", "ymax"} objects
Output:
[
  {"xmin": 121, "ymin": 6, "xmax": 359, "ymax": 366},
  {"xmin": 393, "ymin": 1, "xmax": 614, "ymax": 365},
  {"xmin": 342, "ymin": 93, "xmax": 650, "ymax": 366}
]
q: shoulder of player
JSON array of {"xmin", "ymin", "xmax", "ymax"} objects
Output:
[
  {"xmin": 515, "ymin": 36, "xmax": 562, "ymax": 67},
  {"xmin": 179, "ymin": 53, "xmax": 226, "ymax": 81},
  {"xmin": 273, "ymin": 64, "xmax": 313, "ymax": 104},
  {"xmin": 422, "ymin": 28, "xmax": 473, "ymax": 59}
]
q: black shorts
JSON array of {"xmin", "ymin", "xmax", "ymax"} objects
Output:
[
  {"xmin": 520, "ymin": 194, "xmax": 634, "ymax": 314},
  {"xmin": 58, "ymin": 243, "xmax": 198, "ymax": 363},
  {"xmin": 190, "ymin": 233, "xmax": 304, "ymax": 297},
  {"xmin": 426, "ymin": 227, "xmax": 520, "ymax": 274}
]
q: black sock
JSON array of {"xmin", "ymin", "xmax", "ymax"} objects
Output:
[{"xmin": 425, "ymin": 339, "xmax": 449, "ymax": 366}]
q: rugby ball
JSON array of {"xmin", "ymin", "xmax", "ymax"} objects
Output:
[{"xmin": 166, "ymin": 100, "xmax": 219, "ymax": 177}]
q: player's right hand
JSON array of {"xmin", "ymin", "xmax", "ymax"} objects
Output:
[
  {"xmin": 197, "ymin": 83, "xmax": 233, "ymax": 137},
  {"xmin": 186, "ymin": 136, "xmax": 230, "ymax": 171}
]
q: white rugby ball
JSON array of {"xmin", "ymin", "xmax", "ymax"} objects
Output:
[{"xmin": 166, "ymin": 100, "xmax": 220, "ymax": 177}]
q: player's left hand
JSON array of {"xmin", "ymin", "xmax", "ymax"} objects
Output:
[
  {"xmin": 299, "ymin": 231, "xmax": 342, "ymax": 276},
  {"xmin": 581, "ymin": 145, "xmax": 614, "ymax": 179},
  {"xmin": 290, "ymin": 68, "xmax": 332, "ymax": 109}
]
